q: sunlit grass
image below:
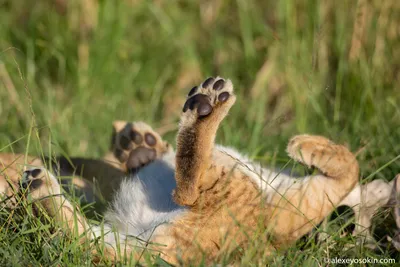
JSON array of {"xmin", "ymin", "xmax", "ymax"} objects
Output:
[{"xmin": 0, "ymin": 0, "xmax": 399, "ymax": 265}]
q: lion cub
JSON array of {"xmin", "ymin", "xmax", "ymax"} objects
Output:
[{"xmin": 0, "ymin": 77, "xmax": 359, "ymax": 264}]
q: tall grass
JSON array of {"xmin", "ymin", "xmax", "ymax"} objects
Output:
[{"xmin": 0, "ymin": 0, "xmax": 399, "ymax": 265}]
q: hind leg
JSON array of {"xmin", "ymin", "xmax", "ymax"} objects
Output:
[
  {"xmin": 107, "ymin": 121, "xmax": 172, "ymax": 172},
  {"xmin": 270, "ymin": 135, "xmax": 359, "ymax": 243}
]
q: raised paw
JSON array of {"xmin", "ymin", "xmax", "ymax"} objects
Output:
[
  {"xmin": 181, "ymin": 76, "xmax": 236, "ymax": 125},
  {"xmin": 286, "ymin": 134, "xmax": 358, "ymax": 178},
  {"xmin": 173, "ymin": 77, "xmax": 236, "ymax": 206},
  {"xmin": 111, "ymin": 121, "xmax": 171, "ymax": 171},
  {"xmin": 21, "ymin": 167, "xmax": 61, "ymax": 200}
]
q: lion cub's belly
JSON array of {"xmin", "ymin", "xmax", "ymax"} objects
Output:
[{"xmin": 105, "ymin": 160, "xmax": 187, "ymax": 239}]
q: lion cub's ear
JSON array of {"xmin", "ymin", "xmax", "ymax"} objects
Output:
[{"xmin": 112, "ymin": 120, "xmax": 129, "ymax": 132}]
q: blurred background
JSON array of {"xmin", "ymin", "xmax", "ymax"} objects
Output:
[{"xmin": 0, "ymin": 0, "xmax": 399, "ymax": 180}]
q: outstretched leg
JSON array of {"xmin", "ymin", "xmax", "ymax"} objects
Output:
[
  {"xmin": 173, "ymin": 77, "xmax": 236, "ymax": 206},
  {"xmin": 269, "ymin": 135, "xmax": 359, "ymax": 243}
]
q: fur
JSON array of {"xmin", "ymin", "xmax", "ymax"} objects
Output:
[{"xmin": 0, "ymin": 77, "xmax": 360, "ymax": 265}]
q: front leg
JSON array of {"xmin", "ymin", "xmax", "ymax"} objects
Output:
[{"xmin": 174, "ymin": 77, "xmax": 236, "ymax": 206}]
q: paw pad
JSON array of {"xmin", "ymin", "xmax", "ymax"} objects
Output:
[
  {"xmin": 126, "ymin": 147, "xmax": 157, "ymax": 170},
  {"xmin": 202, "ymin": 77, "xmax": 215, "ymax": 88},
  {"xmin": 144, "ymin": 133, "xmax": 157, "ymax": 146},
  {"xmin": 212, "ymin": 79, "xmax": 225, "ymax": 91},
  {"xmin": 188, "ymin": 86, "xmax": 198, "ymax": 96},
  {"xmin": 111, "ymin": 121, "xmax": 170, "ymax": 171},
  {"xmin": 182, "ymin": 76, "xmax": 233, "ymax": 118},
  {"xmin": 22, "ymin": 168, "xmax": 44, "ymax": 190},
  {"xmin": 20, "ymin": 167, "xmax": 61, "ymax": 200}
]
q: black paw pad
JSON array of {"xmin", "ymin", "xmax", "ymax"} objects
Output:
[
  {"xmin": 27, "ymin": 179, "xmax": 43, "ymax": 190},
  {"xmin": 119, "ymin": 135, "xmax": 132, "ymax": 150},
  {"xmin": 188, "ymin": 86, "xmax": 198, "ymax": 96},
  {"xmin": 202, "ymin": 77, "xmax": 215, "ymax": 88},
  {"xmin": 218, "ymin": 92, "xmax": 230, "ymax": 102},
  {"xmin": 197, "ymin": 103, "xmax": 212, "ymax": 116},
  {"xmin": 22, "ymin": 169, "xmax": 43, "ymax": 190},
  {"xmin": 145, "ymin": 133, "xmax": 157, "ymax": 146},
  {"xmin": 183, "ymin": 94, "xmax": 213, "ymax": 116},
  {"xmin": 126, "ymin": 147, "xmax": 157, "ymax": 170},
  {"xmin": 116, "ymin": 123, "xmax": 135, "ymax": 150},
  {"xmin": 213, "ymin": 79, "xmax": 225, "ymax": 91},
  {"xmin": 130, "ymin": 130, "xmax": 143, "ymax": 144},
  {"xmin": 31, "ymin": 169, "xmax": 42, "ymax": 178}
]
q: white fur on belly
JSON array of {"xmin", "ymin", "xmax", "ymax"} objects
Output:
[
  {"xmin": 215, "ymin": 145, "xmax": 298, "ymax": 196},
  {"xmin": 105, "ymin": 159, "xmax": 186, "ymax": 240}
]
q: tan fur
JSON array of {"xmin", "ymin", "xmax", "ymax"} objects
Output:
[
  {"xmin": 0, "ymin": 77, "xmax": 360, "ymax": 265},
  {"xmin": 273, "ymin": 135, "xmax": 359, "ymax": 243},
  {"xmin": 173, "ymin": 93, "xmax": 236, "ymax": 205},
  {"xmin": 135, "ymin": 78, "xmax": 358, "ymax": 263},
  {"xmin": 0, "ymin": 153, "xmax": 44, "ymax": 207},
  {"xmin": 151, "ymin": 78, "xmax": 358, "ymax": 263}
]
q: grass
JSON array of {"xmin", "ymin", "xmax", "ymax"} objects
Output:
[{"xmin": 0, "ymin": 0, "xmax": 400, "ymax": 265}]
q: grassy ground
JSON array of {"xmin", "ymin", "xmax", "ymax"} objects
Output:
[{"xmin": 1, "ymin": 0, "xmax": 400, "ymax": 265}]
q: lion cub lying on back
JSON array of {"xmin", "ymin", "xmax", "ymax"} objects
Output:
[{"xmin": 0, "ymin": 77, "xmax": 359, "ymax": 264}]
